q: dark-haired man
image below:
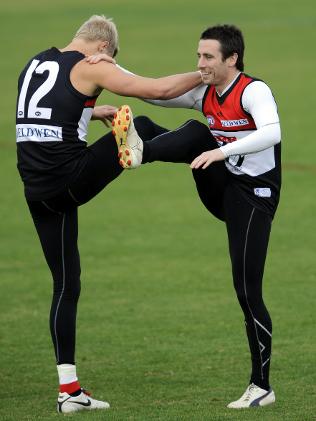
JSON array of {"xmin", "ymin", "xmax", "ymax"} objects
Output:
[{"xmin": 113, "ymin": 24, "xmax": 281, "ymax": 409}]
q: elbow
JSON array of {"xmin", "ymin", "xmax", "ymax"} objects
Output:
[
  {"xmin": 151, "ymin": 87, "xmax": 173, "ymax": 100},
  {"xmin": 274, "ymin": 123, "xmax": 281, "ymax": 144},
  {"xmin": 159, "ymin": 88, "xmax": 175, "ymax": 100},
  {"xmin": 148, "ymin": 84, "xmax": 176, "ymax": 100},
  {"xmin": 265, "ymin": 122, "xmax": 281, "ymax": 146}
]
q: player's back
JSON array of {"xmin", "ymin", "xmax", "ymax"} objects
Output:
[{"xmin": 16, "ymin": 47, "xmax": 98, "ymax": 200}]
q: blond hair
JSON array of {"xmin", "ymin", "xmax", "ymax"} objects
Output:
[{"xmin": 74, "ymin": 15, "xmax": 119, "ymax": 56}]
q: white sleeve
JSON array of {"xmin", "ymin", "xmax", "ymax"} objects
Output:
[
  {"xmin": 220, "ymin": 123, "xmax": 281, "ymax": 157},
  {"xmin": 220, "ymin": 81, "xmax": 281, "ymax": 158},
  {"xmin": 116, "ymin": 64, "xmax": 205, "ymax": 111},
  {"xmin": 116, "ymin": 64, "xmax": 135, "ymax": 75},
  {"xmin": 142, "ymin": 84, "xmax": 206, "ymax": 111}
]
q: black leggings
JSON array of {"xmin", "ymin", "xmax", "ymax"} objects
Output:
[
  {"xmin": 142, "ymin": 119, "xmax": 273, "ymax": 390},
  {"xmin": 27, "ymin": 116, "xmax": 273, "ymax": 390},
  {"xmin": 27, "ymin": 203, "xmax": 81, "ymax": 364},
  {"xmin": 27, "ymin": 117, "xmax": 165, "ymax": 365},
  {"xmin": 224, "ymin": 184, "xmax": 272, "ymax": 390},
  {"xmin": 142, "ymin": 119, "xmax": 228, "ymax": 220}
]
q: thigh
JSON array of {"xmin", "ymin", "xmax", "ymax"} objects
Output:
[
  {"xmin": 67, "ymin": 132, "xmax": 123, "ymax": 205},
  {"xmin": 192, "ymin": 137, "xmax": 228, "ymax": 221},
  {"xmin": 143, "ymin": 119, "xmax": 216, "ymax": 164},
  {"xmin": 69, "ymin": 116, "xmax": 169, "ymax": 205},
  {"xmin": 224, "ymin": 184, "xmax": 272, "ymax": 291},
  {"xmin": 192, "ymin": 165, "xmax": 228, "ymax": 221}
]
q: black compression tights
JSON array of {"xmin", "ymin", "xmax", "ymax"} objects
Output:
[
  {"xmin": 224, "ymin": 185, "xmax": 273, "ymax": 390},
  {"xmin": 28, "ymin": 203, "xmax": 80, "ymax": 364},
  {"xmin": 139, "ymin": 118, "xmax": 273, "ymax": 389},
  {"xmin": 26, "ymin": 116, "xmax": 167, "ymax": 365},
  {"xmin": 27, "ymin": 116, "xmax": 272, "ymax": 389}
]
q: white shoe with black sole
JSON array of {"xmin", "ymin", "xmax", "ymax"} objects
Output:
[
  {"xmin": 227, "ymin": 383, "xmax": 275, "ymax": 409},
  {"xmin": 57, "ymin": 389, "xmax": 110, "ymax": 413}
]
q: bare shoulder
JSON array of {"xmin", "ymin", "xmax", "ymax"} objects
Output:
[
  {"xmin": 69, "ymin": 60, "xmax": 117, "ymax": 96},
  {"xmin": 72, "ymin": 59, "xmax": 116, "ymax": 77}
]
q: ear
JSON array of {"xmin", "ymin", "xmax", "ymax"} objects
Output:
[
  {"xmin": 98, "ymin": 41, "xmax": 109, "ymax": 53},
  {"xmin": 227, "ymin": 52, "xmax": 238, "ymax": 67}
]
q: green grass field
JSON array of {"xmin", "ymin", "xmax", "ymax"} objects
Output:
[{"xmin": 1, "ymin": 0, "xmax": 315, "ymax": 420}]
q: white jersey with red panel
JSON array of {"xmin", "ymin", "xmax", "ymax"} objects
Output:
[
  {"xmin": 143, "ymin": 73, "xmax": 280, "ymax": 156},
  {"xmin": 202, "ymin": 73, "xmax": 279, "ymax": 178},
  {"xmin": 143, "ymin": 71, "xmax": 281, "ymax": 214}
]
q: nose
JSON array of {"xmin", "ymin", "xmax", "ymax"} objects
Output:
[{"xmin": 198, "ymin": 56, "xmax": 205, "ymax": 70}]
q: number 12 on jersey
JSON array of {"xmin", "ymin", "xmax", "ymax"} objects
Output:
[{"xmin": 17, "ymin": 60, "xmax": 59, "ymax": 120}]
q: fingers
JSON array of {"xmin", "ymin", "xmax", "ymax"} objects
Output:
[
  {"xmin": 202, "ymin": 161, "xmax": 212, "ymax": 169},
  {"xmin": 91, "ymin": 105, "xmax": 119, "ymax": 123},
  {"xmin": 85, "ymin": 55, "xmax": 100, "ymax": 64},
  {"xmin": 105, "ymin": 115, "xmax": 115, "ymax": 126},
  {"xmin": 85, "ymin": 54, "xmax": 116, "ymax": 64},
  {"xmin": 95, "ymin": 105, "xmax": 118, "ymax": 116},
  {"xmin": 190, "ymin": 152, "xmax": 212, "ymax": 169},
  {"xmin": 106, "ymin": 105, "xmax": 119, "ymax": 113},
  {"xmin": 190, "ymin": 149, "xmax": 225, "ymax": 169}
]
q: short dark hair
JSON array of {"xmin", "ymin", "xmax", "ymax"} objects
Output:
[{"xmin": 200, "ymin": 25, "xmax": 245, "ymax": 71}]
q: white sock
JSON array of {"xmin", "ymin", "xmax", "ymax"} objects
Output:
[{"xmin": 57, "ymin": 364, "xmax": 78, "ymax": 385}]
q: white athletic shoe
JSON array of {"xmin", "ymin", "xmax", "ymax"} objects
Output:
[
  {"xmin": 227, "ymin": 383, "xmax": 275, "ymax": 409},
  {"xmin": 57, "ymin": 389, "xmax": 110, "ymax": 413},
  {"xmin": 112, "ymin": 105, "xmax": 143, "ymax": 169}
]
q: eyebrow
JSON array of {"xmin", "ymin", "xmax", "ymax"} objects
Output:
[{"xmin": 197, "ymin": 52, "xmax": 214, "ymax": 57}]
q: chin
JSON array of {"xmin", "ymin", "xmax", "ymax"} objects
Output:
[{"xmin": 203, "ymin": 76, "xmax": 213, "ymax": 85}]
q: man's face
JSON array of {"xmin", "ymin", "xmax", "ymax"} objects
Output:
[{"xmin": 197, "ymin": 39, "xmax": 232, "ymax": 86}]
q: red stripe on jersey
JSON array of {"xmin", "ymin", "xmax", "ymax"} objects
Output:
[
  {"xmin": 203, "ymin": 74, "xmax": 257, "ymax": 136},
  {"xmin": 84, "ymin": 98, "xmax": 97, "ymax": 108}
]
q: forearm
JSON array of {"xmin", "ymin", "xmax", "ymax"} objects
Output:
[
  {"xmin": 220, "ymin": 123, "xmax": 281, "ymax": 158},
  {"xmin": 153, "ymin": 71, "xmax": 202, "ymax": 99},
  {"xmin": 143, "ymin": 94, "xmax": 194, "ymax": 108},
  {"xmin": 143, "ymin": 84, "xmax": 205, "ymax": 110}
]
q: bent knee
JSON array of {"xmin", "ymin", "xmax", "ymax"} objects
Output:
[
  {"xmin": 186, "ymin": 119, "xmax": 209, "ymax": 134},
  {"xmin": 134, "ymin": 115, "xmax": 152, "ymax": 126}
]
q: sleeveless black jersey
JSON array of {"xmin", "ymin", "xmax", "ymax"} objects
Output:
[{"xmin": 16, "ymin": 47, "xmax": 99, "ymax": 200}]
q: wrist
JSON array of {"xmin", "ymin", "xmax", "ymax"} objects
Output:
[{"xmin": 219, "ymin": 145, "xmax": 229, "ymax": 158}]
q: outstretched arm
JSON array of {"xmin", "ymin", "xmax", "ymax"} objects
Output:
[
  {"xmin": 115, "ymin": 63, "xmax": 205, "ymax": 110},
  {"xmin": 114, "ymin": 63, "xmax": 206, "ymax": 110},
  {"xmin": 84, "ymin": 54, "xmax": 203, "ymax": 100}
]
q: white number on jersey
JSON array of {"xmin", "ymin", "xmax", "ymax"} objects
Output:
[{"xmin": 17, "ymin": 60, "xmax": 59, "ymax": 119}]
